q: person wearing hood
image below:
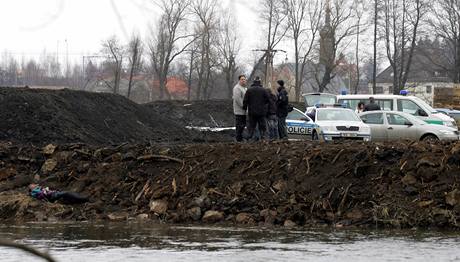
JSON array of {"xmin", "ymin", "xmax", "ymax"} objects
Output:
[
  {"xmin": 243, "ymin": 77, "xmax": 270, "ymax": 140},
  {"xmin": 276, "ymin": 80, "xmax": 289, "ymax": 139}
]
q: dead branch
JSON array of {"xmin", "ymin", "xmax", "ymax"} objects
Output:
[{"xmin": 0, "ymin": 240, "xmax": 57, "ymax": 262}]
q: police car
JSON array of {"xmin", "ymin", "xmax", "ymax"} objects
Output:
[
  {"xmin": 307, "ymin": 106, "xmax": 371, "ymax": 142},
  {"xmin": 286, "ymin": 108, "xmax": 317, "ymax": 140}
]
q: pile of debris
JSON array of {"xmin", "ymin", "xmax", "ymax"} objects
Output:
[{"xmin": 1, "ymin": 140, "xmax": 459, "ymax": 228}]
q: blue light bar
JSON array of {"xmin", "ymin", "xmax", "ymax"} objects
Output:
[{"xmin": 400, "ymin": 90, "xmax": 409, "ymax": 96}]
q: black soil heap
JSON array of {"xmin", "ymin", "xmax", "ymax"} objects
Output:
[{"xmin": 0, "ymin": 87, "xmax": 212, "ymax": 145}]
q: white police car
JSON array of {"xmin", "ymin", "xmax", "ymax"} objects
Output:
[
  {"xmin": 308, "ymin": 107, "xmax": 371, "ymax": 142},
  {"xmin": 286, "ymin": 108, "xmax": 317, "ymax": 140}
]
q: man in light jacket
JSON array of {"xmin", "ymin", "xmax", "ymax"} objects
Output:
[{"xmin": 233, "ymin": 75, "xmax": 248, "ymax": 142}]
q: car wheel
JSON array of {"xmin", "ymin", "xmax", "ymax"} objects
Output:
[
  {"xmin": 312, "ymin": 131, "xmax": 319, "ymax": 141},
  {"xmin": 422, "ymin": 134, "xmax": 438, "ymax": 143}
]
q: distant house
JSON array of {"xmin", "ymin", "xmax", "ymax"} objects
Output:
[{"xmin": 374, "ymin": 52, "xmax": 454, "ymax": 105}]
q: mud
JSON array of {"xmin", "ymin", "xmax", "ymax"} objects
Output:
[
  {"xmin": 1, "ymin": 87, "xmax": 459, "ymax": 229},
  {"xmin": 0, "ymin": 140, "xmax": 459, "ymax": 229}
]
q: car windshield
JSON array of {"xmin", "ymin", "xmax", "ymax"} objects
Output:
[
  {"xmin": 303, "ymin": 94, "xmax": 336, "ymax": 107},
  {"xmin": 412, "ymin": 97, "xmax": 437, "ymax": 114},
  {"xmin": 317, "ymin": 109, "xmax": 361, "ymax": 121}
]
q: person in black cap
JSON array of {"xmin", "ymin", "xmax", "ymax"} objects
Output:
[
  {"xmin": 276, "ymin": 79, "xmax": 289, "ymax": 139},
  {"xmin": 243, "ymin": 77, "xmax": 270, "ymax": 141}
]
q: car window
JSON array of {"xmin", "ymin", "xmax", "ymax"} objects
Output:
[
  {"xmin": 361, "ymin": 113, "xmax": 384, "ymax": 124},
  {"xmin": 386, "ymin": 113, "xmax": 410, "ymax": 125},
  {"xmin": 287, "ymin": 109, "xmax": 309, "ymax": 121},
  {"xmin": 397, "ymin": 99, "xmax": 426, "ymax": 116},
  {"xmin": 317, "ymin": 109, "xmax": 361, "ymax": 121}
]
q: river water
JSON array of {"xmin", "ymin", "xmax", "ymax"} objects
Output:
[{"xmin": 0, "ymin": 222, "xmax": 459, "ymax": 262}]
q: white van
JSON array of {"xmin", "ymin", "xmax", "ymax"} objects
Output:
[
  {"xmin": 338, "ymin": 94, "xmax": 457, "ymax": 129},
  {"xmin": 302, "ymin": 93, "xmax": 457, "ymax": 129}
]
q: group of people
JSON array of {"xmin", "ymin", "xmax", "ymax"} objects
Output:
[
  {"xmin": 232, "ymin": 75, "xmax": 290, "ymax": 142},
  {"xmin": 355, "ymin": 96, "xmax": 381, "ymax": 113}
]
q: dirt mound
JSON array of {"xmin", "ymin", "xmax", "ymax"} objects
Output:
[
  {"xmin": 145, "ymin": 100, "xmax": 235, "ymax": 127},
  {"xmin": 1, "ymin": 140, "xmax": 459, "ymax": 229},
  {"xmin": 0, "ymin": 87, "xmax": 224, "ymax": 145}
]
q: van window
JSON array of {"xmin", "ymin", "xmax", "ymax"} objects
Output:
[
  {"xmin": 397, "ymin": 99, "xmax": 426, "ymax": 116},
  {"xmin": 339, "ymin": 99, "xmax": 393, "ymax": 111},
  {"xmin": 303, "ymin": 94, "xmax": 336, "ymax": 107},
  {"xmin": 375, "ymin": 99, "xmax": 393, "ymax": 111}
]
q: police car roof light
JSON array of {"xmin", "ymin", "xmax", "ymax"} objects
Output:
[{"xmin": 400, "ymin": 90, "xmax": 409, "ymax": 96}]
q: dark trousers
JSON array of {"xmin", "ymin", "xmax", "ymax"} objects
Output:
[
  {"xmin": 235, "ymin": 115, "xmax": 246, "ymax": 142},
  {"xmin": 248, "ymin": 115, "xmax": 267, "ymax": 141},
  {"xmin": 267, "ymin": 115, "xmax": 279, "ymax": 140},
  {"xmin": 51, "ymin": 192, "xmax": 89, "ymax": 204},
  {"xmin": 278, "ymin": 116, "xmax": 288, "ymax": 139}
]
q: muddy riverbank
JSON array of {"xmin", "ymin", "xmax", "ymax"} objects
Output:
[{"xmin": 1, "ymin": 140, "xmax": 459, "ymax": 229}]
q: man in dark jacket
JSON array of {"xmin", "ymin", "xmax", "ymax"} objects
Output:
[
  {"xmin": 243, "ymin": 77, "xmax": 270, "ymax": 140},
  {"xmin": 364, "ymin": 96, "xmax": 381, "ymax": 111},
  {"xmin": 276, "ymin": 80, "xmax": 289, "ymax": 139}
]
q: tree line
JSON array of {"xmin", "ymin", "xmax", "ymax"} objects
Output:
[{"xmin": 1, "ymin": 0, "xmax": 459, "ymax": 101}]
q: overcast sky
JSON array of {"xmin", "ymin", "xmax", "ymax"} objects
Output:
[{"xmin": 0, "ymin": 0, "xmax": 276, "ymax": 67}]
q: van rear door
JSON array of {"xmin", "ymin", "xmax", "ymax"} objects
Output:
[{"xmin": 302, "ymin": 93, "xmax": 337, "ymax": 108}]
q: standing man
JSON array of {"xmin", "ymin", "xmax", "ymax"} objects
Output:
[
  {"xmin": 276, "ymin": 80, "xmax": 289, "ymax": 139},
  {"xmin": 243, "ymin": 77, "xmax": 270, "ymax": 141},
  {"xmin": 233, "ymin": 75, "xmax": 248, "ymax": 142},
  {"xmin": 364, "ymin": 96, "xmax": 381, "ymax": 111}
]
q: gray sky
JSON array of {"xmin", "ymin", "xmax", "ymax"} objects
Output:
[{"xmin": 0, "ymin": 0, "xmax": 269, "ymax": 67}]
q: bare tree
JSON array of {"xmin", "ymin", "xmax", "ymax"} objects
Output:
[
  {"xmin": 127, "ymin": 34, "xmax": 143, "ymax": 99},
  {"xmin": 217, "ymin": 9, "xmax": 241, "ymax": 99},
  {"xmin": 428, "ymin": 1, "xmax": 460, "ymax": 83},
  {"xmin": 382, "ymin": 0, "xmax": 428, "ymax": 94},
  {"xmin": 282, "ymin": 0, "xmax": 323, "ymax": 101},
  {"xmin": 352, "ymin": 0, "xmax": 367, "ymax": 94},
  {"xmin": 372, "ymin": 0, "xmax": 382, "ymax": 93},
  {"xmin": 191, "ymin": 0, "xmax": 220, "ymax": 100},
  {"xmin": 256, "ymin": 0, "xmax": 289, "ymax": 91},
  {"xmin": 186, "ymin": 46, "xmax": 197, "ymax": 101},
  {"xmin": 149, "ymin": 0, "xmax": 195, "ymax": 100},
  {"xmin": 101, "ymin": 35, "xmax": 124, "ymax": 94}
]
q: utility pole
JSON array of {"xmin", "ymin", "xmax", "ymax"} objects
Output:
[{"xmin": 253, "ymin": 48, "xmax": 287, "ymax": 93}]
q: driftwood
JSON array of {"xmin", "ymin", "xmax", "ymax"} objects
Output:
[{"xmin": 0, "ymin": 240, "xmax": 57, "ymax": 262}]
